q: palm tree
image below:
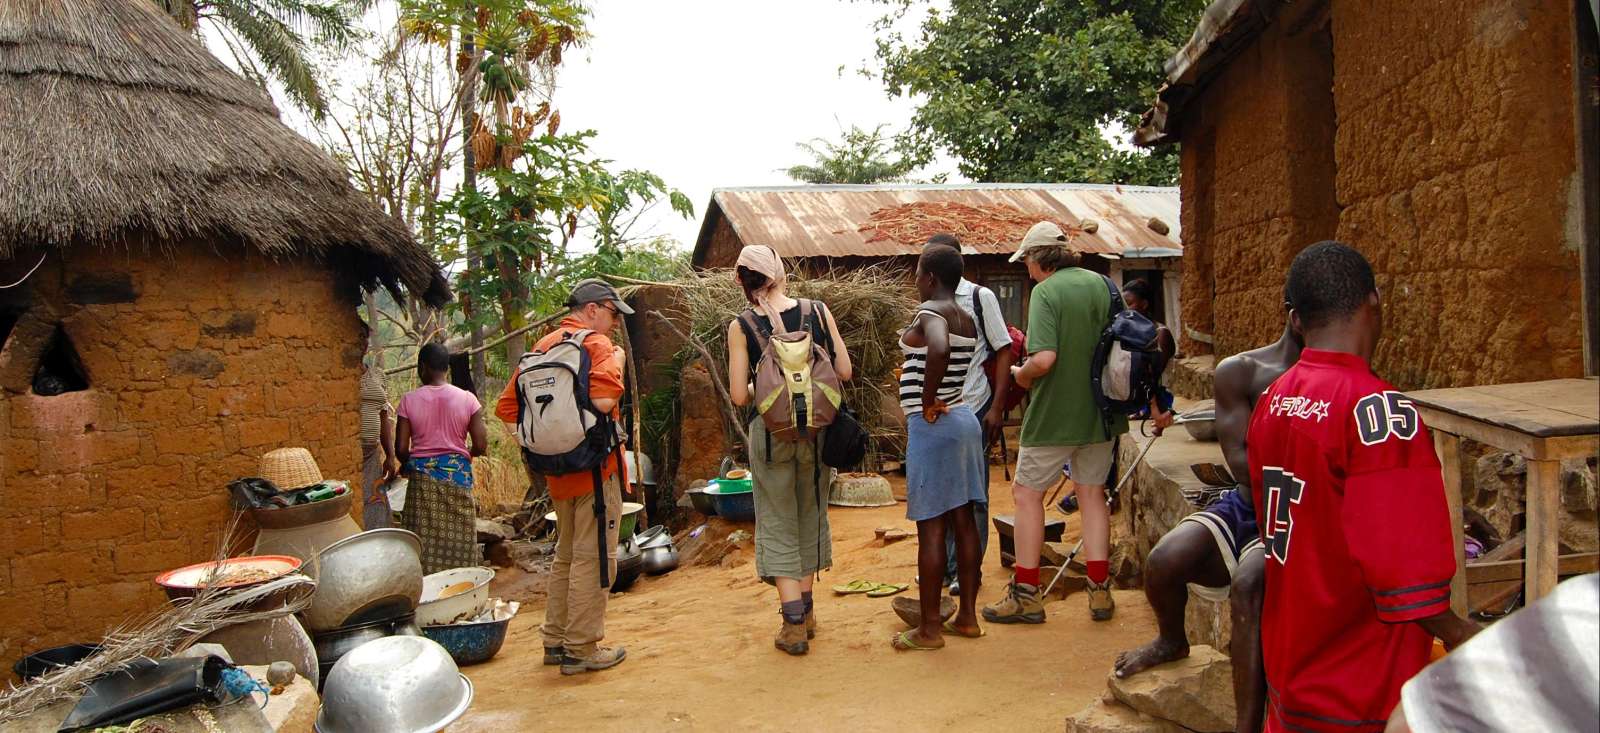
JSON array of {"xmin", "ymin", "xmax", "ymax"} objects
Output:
[
  {"xmin": 153, "ymin": 0, "xmax": 369, "ymax": 118},
  {"xmin": 786, "ymin": 124, "xmax": 918, "ymax": 185}
]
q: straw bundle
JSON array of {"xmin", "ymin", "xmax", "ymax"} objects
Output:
[{"xmin": 652, "ymin": 265, "xmax": 918, "ymax": 466}]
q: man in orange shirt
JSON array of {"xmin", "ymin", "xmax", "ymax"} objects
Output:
[{"xmin": 496, "ymin": 279, "xmax": 630, "ymax": 675}]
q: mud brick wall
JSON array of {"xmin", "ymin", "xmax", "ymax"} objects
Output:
[
  {"xmin": 1179, "ymin": 0, "xmax": 1585, "ymax": 388},
  {"xmin": 0, "ymin": 243, "xmax": 363, "ymax": 663}
]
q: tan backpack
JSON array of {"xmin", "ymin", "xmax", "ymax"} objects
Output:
[{"xmin": 739, "ymin": 299, "xmax": 843, "ymax": 442}]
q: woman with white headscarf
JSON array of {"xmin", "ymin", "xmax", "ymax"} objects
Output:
[{"xmin": 726, "ymin": 244, "xmax": 853, "ymax": 656}]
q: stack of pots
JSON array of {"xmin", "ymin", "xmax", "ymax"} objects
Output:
[{"xmin": 301, "ymin": 528, "xmax": 426, "ymax": 686}]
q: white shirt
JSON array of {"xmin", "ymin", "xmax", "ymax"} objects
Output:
[{"xmin": 954, "ymin": 278, "xmax": 1013, "ymax": 411}]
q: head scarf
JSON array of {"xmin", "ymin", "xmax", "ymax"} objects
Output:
[{"xmin": 736, "ymin": 244, "xmax": 791, "ymax": 332}]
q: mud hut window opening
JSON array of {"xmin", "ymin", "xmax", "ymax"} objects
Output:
[{"xmin": 32, "ymin": 325, "xmax": 88, "ymax": 396}]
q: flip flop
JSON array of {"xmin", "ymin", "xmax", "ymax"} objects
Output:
[
  {"xmin": 942, "ymin": 620, "xmax": 986, "ymax": 638},
  {"xmin": 866, "ymin": 582, "xmax": 910, "ymax": 598},
  {"xmin": 891, "ymin": 630, "xmax": 943, "ymax": 651},
  {"xmin": 832, "ymin": 579, "xmax": 878, "ymax": 595}
]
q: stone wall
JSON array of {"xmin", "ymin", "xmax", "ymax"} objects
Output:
[
  {"xmin": 0, "ymin": 242, "xmax": 363, "ymax": 663},
  {"xmin": 1178, "ymin": 0, "xmax": 1586, "ymax": 388}
]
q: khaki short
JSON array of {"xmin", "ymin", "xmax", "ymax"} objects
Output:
[{"xmin": 1014, "ymin": 441, "xmax": 1115, "ymax": 491}]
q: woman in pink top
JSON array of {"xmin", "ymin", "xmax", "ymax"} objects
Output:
[{"xmin": 396, "ymin": 343, "xmax": 488, "ymax": 573}]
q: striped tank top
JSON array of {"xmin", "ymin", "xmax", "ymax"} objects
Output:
[{"xmin": 898, "ymin": 308, "xmax": 978, "ymax": 415}]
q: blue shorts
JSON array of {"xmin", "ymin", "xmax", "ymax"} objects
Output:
[{"xmin": 1179, "ymin": 488, "xmax": 1262, "ymax": 575}]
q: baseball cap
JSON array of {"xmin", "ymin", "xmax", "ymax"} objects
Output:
[
  {"xmin": 566, "ymin": 278, "xmax": 634, "ymax": 314},
  {"xmin": 1008, "ymin": 221, "xmax": 1071, "ymax": 263}
]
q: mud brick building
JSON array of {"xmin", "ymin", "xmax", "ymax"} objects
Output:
[
  {"xmin": 0, "ymin": 0, "xmax": 448, "ymax": 662},
  {"xmin": 1136, "ymin": 0, "xmax": 1600, "ymax": 389}
]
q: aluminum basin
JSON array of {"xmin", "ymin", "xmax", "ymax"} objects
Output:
[
  {"xmin": 302, "ymin": 529, "xmax": 423, "ymax": 632},
  {"xmin": 315, "ymin": 635, "xmax": 472, "ymax": 733}
]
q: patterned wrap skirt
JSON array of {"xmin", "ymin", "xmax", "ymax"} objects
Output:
[{"xmin": 400, "ymin": 453, "xmax": 479, "ymax": 574}]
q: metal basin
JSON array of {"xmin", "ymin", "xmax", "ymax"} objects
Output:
[
  {"xmin": 419, "ymin": 605, "xmax": 517, "ymax": 666},
  {"xmin": 302, "ymin": 529, "xmax": 423, "ymax": 632},
  {"xmin": 252, "ymin": 491, "xmax": 356, "ymax": 529},
  {"xmin": 311, "ymin": 614, "xmax": 420, "ymax": 686},
  {"xmin": 416, "ymin": 567, "xmax": 494, "ymax": 626},
  {"xmin": 12, "ymin": 643, "xmax": 101, "ymax": 681},
  {"xmin": 316, "ymin": 636, "xmax": 472, "ymax": 733},
  {"xmin": 1178, "ymin": 409, "xmax": 1218, "ymax": 442}
]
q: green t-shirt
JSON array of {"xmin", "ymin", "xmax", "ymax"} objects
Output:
[{"xmin": 1020, "ymin": 268, "xmax": 1128, "ymax": 446}]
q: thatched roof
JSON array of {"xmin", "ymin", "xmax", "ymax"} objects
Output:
[{"xmin": 0, "ymin": 0, "xmax": 450, "ymax": 307}]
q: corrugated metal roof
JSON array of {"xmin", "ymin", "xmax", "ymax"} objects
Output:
[{"xmin": 693, "ymin": 183, "xmax": 1181, "ymax": 264}]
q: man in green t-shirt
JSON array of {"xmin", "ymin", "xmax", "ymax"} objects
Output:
[{"xmin": 983, "ymin": 221, "xmax": 1129, "ymax": 625}]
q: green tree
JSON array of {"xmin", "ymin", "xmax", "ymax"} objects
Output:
[
  {"xmin": 154, "ymin": 0, "xmax": 369, "ymax": 117},
  {"xmin": 785, "ymin": 124, "xmax": 918, "ymax": 184},
  {"xmin": 870, "ymin": 0, "xmax": 1204, "ymax": 185}
]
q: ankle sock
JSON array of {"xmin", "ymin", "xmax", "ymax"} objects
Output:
[
  {"xmin": 1015, "ymin": 565, "xmax": 1040, "ymax": 587},
  {"xmin": 801, "ymin": 591, "xmax": 814, "ymax": 615},
  {"xmin": 781, "ymin": 599, "xmax": 806, "ymax": 625},
  {"xmin": 1087, "ymin": 560, "xmax": 1109, "ymax": 584}
]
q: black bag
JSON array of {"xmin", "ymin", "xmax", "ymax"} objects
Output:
[
  {"xmin": 819, "ymin": 403, "xmax": 867, "ymax": 470},
  {"xmin": 1089, "ymin": 276, "xmax": 1168, "ymax": 427},
  {"xmin": 59, "ymin": 656, "xmax": 229, "ymax": 732}
]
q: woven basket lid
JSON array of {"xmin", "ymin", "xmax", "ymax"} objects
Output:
[
  {"xmin": 260, "ymin": 447, "xmax": 324, "ymax": 491},
  {"xmin": 828, "ymin": 473, "xmax": 896, "ymax": 508}
]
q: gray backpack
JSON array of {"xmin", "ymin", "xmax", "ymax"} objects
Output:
[{"xmin": 513, "ymin": 329, "xmax": 621, "ymax": 476}]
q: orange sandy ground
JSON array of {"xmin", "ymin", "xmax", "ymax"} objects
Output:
[{"xmin": 456, "ymin": 468, "xmax": 1157, "ymax": 732}]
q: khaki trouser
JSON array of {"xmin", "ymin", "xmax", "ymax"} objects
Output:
[{"xmin": 542, "ymin": 472, "xmax": 622, "ymax": 657}]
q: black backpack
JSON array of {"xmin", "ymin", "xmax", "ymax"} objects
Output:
[{"xmin": 1089, "ymin": 276, "xmax": 1168, "ymax": 435}]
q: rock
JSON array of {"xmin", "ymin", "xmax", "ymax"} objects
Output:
[
  {"xmin": 243, "ymin": 663, "xmax": 318, "ymax": 733},
  {"xmin": 1147, "ymin": 217, "xmax": 1171, "ymax": 236},
  {"xmin": 1471, "ymin": 451, "xmax": 1598, "ymax": 555},
  {"xmin": 1080, "ymin": 218, "xmax": 1100, "ymax": 234},
  {"xmin": 1184, "ymin": 583, "xmax": 1232, "ymax": 652},
  {"xmin": 676, "ymin": 518, "xmax": 754, "ymax": 567},
  {"xmin": 1108, "ymin": 645, "xmax": 1235, "ymax": 733},
  {"xmin": 1064, "ymin": 698, "xmax": 1189, "ymax": 733},
  {"xmin": 485, "ymin": 540, "xmax": 514, "ymax": 568},
  {"xmin": 266, "ymin": 661, "xmax": 296, "ymax": 686},
  {"xmin": 476, "ymin": 518, "xmax": 514, "ymax": 543},
  {"xmin": 1039, "ymin": 565, "xmax": 1088, "ymax": 600}
]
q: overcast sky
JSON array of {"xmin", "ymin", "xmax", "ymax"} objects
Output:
[{"xmin": 551, "ymin": 0, "xmax": 955, "ymax": 250}]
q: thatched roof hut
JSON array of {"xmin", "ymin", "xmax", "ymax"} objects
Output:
[
  {"xmin": 0, "ymin": 0, "xmax": 450, "ymax": 662},
  {"xmin": 0, "ymin": 0, "xmax": 450, "ymax": 306}
]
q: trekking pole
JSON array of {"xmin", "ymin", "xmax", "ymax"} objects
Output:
[{"xmin": 1040, "ymin": 434, "xmax": 1160, "ymax": 597}]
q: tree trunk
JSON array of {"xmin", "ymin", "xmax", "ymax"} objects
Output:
[{"xmin": 459, "ymin": 7, "xmax": 487, "ymax": 393}]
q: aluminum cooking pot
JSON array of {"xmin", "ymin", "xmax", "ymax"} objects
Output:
[{"xmin": 641, "ymin": 544, "xmax": 679, "ymax": 576}]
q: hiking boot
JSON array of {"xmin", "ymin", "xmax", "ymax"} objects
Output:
[
  {"xmin": 775, "ymin": 620, "xmax": 809, "ymax": 655},
  {"xmin": 982, "ymin": 582, "xmax": 1046, "ymax": 624},
  {"xmin": 560, "ymin": 646, "xmax": 626, "ymax": 676},
  {"xmin": 1088, "ymin": 580, "xmax": 1115, "ymax": 621},
  {"xmin": 543, "ymin": 646, "xmax": 564, "ymax": 666},
  {"xmin": 804, "ymin": 610, "xmax": 817, "ymax": 640}
]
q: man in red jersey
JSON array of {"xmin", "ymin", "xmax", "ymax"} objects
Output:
[{"xmin": 1247, "ymin": 242, "xmax": 1477, "ymax": 733}]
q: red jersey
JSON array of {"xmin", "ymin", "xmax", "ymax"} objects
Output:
[{"xmin": 1247, "ymin": 349, "xmax": 1454, "ymax": 733}]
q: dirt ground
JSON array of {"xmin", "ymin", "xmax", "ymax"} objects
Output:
[{"xmin": 455, "ymin": 468, "xmax": 1158, "ymax": 733}]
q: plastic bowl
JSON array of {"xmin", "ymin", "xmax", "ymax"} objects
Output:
[
  {"xmin": 711, "ymin": 476, "xmax": 753, "ymax": 494},
  {"xmin": 686, "ymin": 487, "xmax": 718, "ymax": 516},
  {"xmin": 416, "ymin": 567, "xmax": 494, "ymax": 626},
  {"xmin": 705, "ymin": 483, "xmax": 756, "ymax": 523}
]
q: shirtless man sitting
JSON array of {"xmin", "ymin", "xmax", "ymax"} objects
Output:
[{"xmin": 1113, "ymin": 298, "xmax": 1301, "ymax": 733}]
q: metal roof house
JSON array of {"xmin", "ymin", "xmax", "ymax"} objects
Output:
[{"xmin": 690, "ymin": 182, "xmax": 1184, "ymax": 334}]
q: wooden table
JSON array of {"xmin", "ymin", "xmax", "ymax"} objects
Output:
[{"xmin": 1406, "ymin": 378, "xmax": 1599, "ymax": 614}]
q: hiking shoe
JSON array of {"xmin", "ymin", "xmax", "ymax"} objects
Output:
[
  {"xmin": 1088, "ymin": 580, "xmax": 1115, "ymax": 621},
  {"xmin": 804, "ymin": 610, "xmax": 817, "ymax": 640},
  {"xmin": 775, "ymin": 620, "xmax": 809, "ymax": 655},
  {"xmin": 982, "ymin": 582, "xmax": 1046, "ymax": 624},
  {"xmin": 560, "ymin": 646, "xmax": 626, "ymax": 675},
  {"xmin": 543, "ymin": 646, "xmax": 564, "ymax": 666}
]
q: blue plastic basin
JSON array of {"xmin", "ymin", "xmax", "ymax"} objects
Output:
[{"xmin": 705, "ymin": 483, "xmax": 756, "ymax": 523}]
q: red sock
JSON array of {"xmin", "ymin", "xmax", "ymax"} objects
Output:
[
  {"xmin": 1015, "ymin": 565, "xmax": 1040, "ymax": 587},
  {"xmin": 1087, "ymin": 560, "xmax": 1109, "ymax": 584}
]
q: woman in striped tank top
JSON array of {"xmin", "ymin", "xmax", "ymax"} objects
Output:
[{"xmin": 892, "ymin": 245, "xmax": 990, "ymax": 651}]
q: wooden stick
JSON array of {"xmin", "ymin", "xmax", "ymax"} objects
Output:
[
  {"xmin": 383, "ymin": 309, "xmax": 567, "ymax": 375},
  {"xmin": 601, "ymin": 273, "xmax": 689, "ymax": 288},
  {"xmin": 649, "ymin": 310, "xmax": 748, "ymax": 446},
  {"xmin": 619, "ymin": 316, "xmax": 646, "ymax": 524}
]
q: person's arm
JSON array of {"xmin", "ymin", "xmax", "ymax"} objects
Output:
[
  {"xmin": 379, "ymin": 405, "xmax": 399, "ymax": 480},
  {"xmin": 395, "ymin": 416, "xmax": 413, "ymax": 466},
  {"xmin": 918, "ymin": 312, "xmax": 951, "ymax": 423},
  {"xmin": 1213, "ymin": 356, "xmax": 1254, "ymax": 502},
  {"xmin": 494, "ymin": 375, "xmax": 520, "ymax": 424},
  {"xmin": 1417, "ymin": 610, "xmax": 1480, "ymax": 650},
  {"xmin": 819, "ymin": 303, "xmax": 853, "ymax": 382},
  {"xmin": 985, "ymin": 345, "xmax": 1017, "ymax": 439},
  {"xmin": 727, "ymin": 319, "xmax": 751, "ymax": 407},
  {"xmin": 467, "ymin": 409, "xmax": 488, "ymax": 457},
  {"xmin": 1011, "ymin": 350, "xmax": 1055, "ymax": 389},
  {"xmin": 587, "ymin": 335, "xmax": 624, "ymax": 415},
  {"xmin": 1010, "ymin": 281, "xmax": 1057, "ymax": 389}
]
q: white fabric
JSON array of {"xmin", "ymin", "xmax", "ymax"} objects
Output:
[
  {"xmin": 954, "ymin": 278, "xmax": 1013, "ymax": 411},
  {"xmin": 1401, "ymin": 573, "xmax": 1599, "ymax": 733}
]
